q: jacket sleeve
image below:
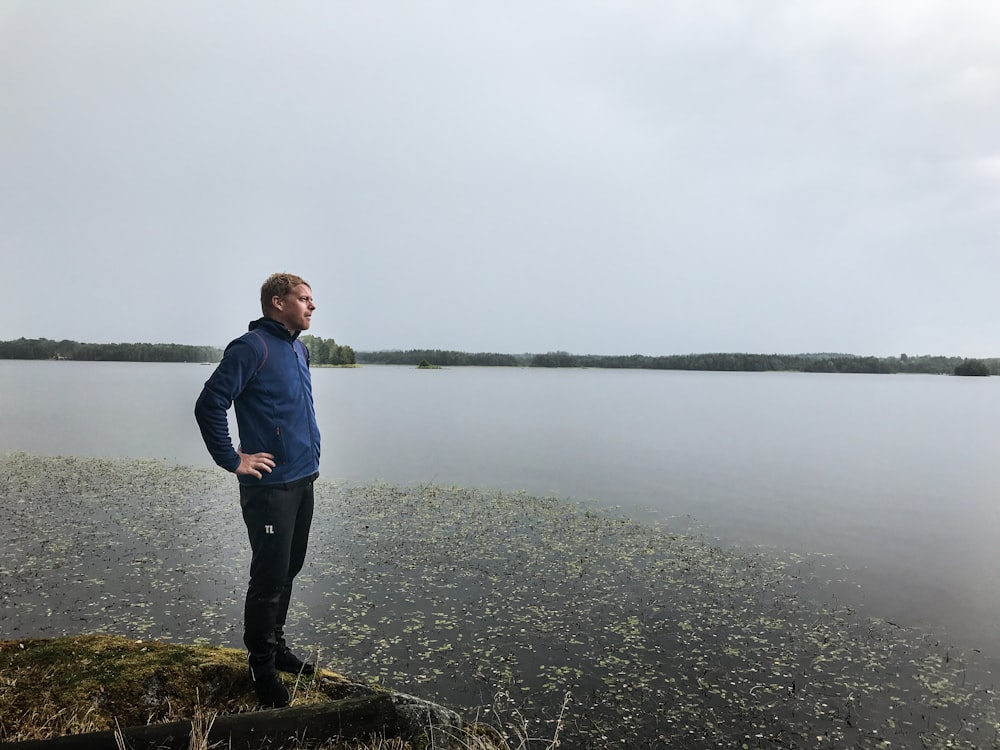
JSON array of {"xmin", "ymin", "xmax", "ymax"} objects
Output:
[{"xmin": 194, "ymin": 338, "xmax": 259, "ymax": 472}]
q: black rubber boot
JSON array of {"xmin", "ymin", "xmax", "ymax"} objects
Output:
[
  {"xmin": 248, "ymin": 659, "xmax": 290, "ymax": 708},
  {"xmin": 274, "ymin": 647, "xmax": 315, "ymax": 676}
]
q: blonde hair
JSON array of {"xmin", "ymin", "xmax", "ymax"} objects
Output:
[{"xmin": 260, "ymin": 273, "xmax": 310, "ymax": 315}]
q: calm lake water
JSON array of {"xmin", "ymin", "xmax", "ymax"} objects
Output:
[{"xmin": 3, "ymin": 359, "xmax": 1000, "ymax": 657}]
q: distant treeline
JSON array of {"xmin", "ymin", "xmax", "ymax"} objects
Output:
[
  {"xmin": 0, "ymin": 338, "xmax": 223, "ymax": 363},
  {"xmin": 359, "ymin": 349, "xmax": 523, "ymax": 367},
  {"xmin": 2, "ymin": 339, "xmax": 993, "ymax": 375},
  {"xmin": 0, "ymin": 336, "xmax": 356, "ymax": 366},
  {"xmin": 358, "ymin": 349, "xmax": 998, "ymax": 376},
  {"xmin": 528, "ymin": 351, "xmax": 999, "ymax": 375}
]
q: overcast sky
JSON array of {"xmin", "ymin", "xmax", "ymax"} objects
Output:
[{"xmin": 2, "ymin": 2, "xmax": 998, "ymax": 357}]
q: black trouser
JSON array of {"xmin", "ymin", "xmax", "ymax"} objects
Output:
[{"xmin": 239, "ymin": 474, "xmax": 315, "ymax": 672}]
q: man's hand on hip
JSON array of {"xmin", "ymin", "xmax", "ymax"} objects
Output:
[{"xmin": 236, "ymin": 451, "xmax": 276, "ymax": 479}]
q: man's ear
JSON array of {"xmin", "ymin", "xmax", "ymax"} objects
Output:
[{"xmin": 272, "ymin": 295, "xmax": 284, "ymax": 310}]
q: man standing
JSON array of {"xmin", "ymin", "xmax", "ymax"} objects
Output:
[{"xmin": 195, "ymin": 272, "xmax": 321, "ymax": 708}]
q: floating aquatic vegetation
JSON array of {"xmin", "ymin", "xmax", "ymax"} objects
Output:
[{"xmin": 2, "ymin": 454, "xmax": 998, "ymax": 748}]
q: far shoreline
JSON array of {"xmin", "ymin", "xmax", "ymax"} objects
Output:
[{"xmin": 1, "ymin": 337, "xmax": 997, "ymax": 375}]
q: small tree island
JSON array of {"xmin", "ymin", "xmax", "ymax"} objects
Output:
[{"xmin": 954, "ymin": 358, "xmax": 991, "ymax": 376}]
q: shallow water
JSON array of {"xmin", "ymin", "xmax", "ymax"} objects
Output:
[
  {"xmin": 3, "ymin": 454, "xmax": 999, "ymax": 749},
  {"xmin": 4, "ymin": 360, "xmax": 1000, "ymax": 659}
]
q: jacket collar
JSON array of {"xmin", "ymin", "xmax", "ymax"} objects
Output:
[{"xmin": 248, "ymin": 316, "xmax": 299, "ymax": 342}]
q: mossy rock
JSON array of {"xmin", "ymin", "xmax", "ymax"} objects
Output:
[{"xmin": 0, "ymin": 635, "xmax": 361, "ymax": 741}]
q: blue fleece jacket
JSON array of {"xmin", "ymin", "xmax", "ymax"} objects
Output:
[{"xmin": 195, "ymin": 317, "xmax": 321, "ymax": 485}]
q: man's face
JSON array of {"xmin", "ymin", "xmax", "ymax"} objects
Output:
[{"xmin": 272, "ymin": 284, "xmax": 315, "ymax": 332}]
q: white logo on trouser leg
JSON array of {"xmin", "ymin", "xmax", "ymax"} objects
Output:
[{"xmin": 265, "ymin": 525, "xmax": 275, "ymax": 535}]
